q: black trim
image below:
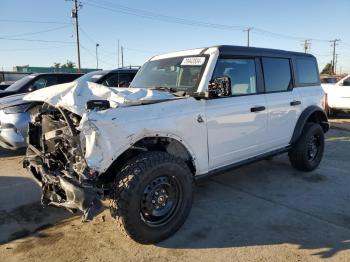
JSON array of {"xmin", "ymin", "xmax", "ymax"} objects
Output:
[
  {"xmin": 195, "ymin": 146, "xmax": 291, "ymax": 181},
  {"xmin": 250, "ymin": 106, "xmax": 266, "ymax": 112},
  {"xmin": 290, "ymin": 105, "xmax": 329, "ymax": 144}
]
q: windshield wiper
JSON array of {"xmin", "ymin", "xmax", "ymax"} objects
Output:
[{"xmin": 149, "ymin": 86, "xmax": 177, "ymax": 92}]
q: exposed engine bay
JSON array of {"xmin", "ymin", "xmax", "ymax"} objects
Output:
[{"xmin": 24, "ymin": 103, "xmax": 103, "ymax": 220}]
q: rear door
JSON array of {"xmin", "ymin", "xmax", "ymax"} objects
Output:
[
  {"xmin": 262, "ymin": 57, "xmax": 302, "ymax": 150},
  {"xmin": 206, "ymin": 57, "xmax": 268, "ymax": 169}
]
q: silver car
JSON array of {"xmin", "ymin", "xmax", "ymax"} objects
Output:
[
  {"xmin": 0, "ymin": 94, "xmax": 30, "ymax": 149},
  {"xmin": 0, "ymin": 68, "xmax": 138, "ymax": 150}
]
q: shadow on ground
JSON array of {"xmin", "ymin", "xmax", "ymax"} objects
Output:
[
  {"xmin": 0, "ymin": 148, "xmax": 25, "ymax": 158},
  {"xmin": 157, "ymin": 129, "xmax": 350, "ymax": 259},
  {"xmin": 0, "ymin": 176, "xmax": 76, "ymax": 244},
  {"xmin": 1, "ymin": 130, "xmax": 350, "ymax": 260}
]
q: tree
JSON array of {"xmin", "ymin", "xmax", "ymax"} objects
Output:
[
  {"xmin": 321, "ymin": 63, "xmax": 334, "ymax": 75},
  {"xmin": 52, "ymin": 62, "xmax": 61, "ymax": 68},
  {"xmin": 65, "ymin": 60, "xmax": 75, "ymax": 69}
]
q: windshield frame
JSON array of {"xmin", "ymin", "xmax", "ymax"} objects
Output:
[{"xmin": 131, "ymin": 54, "xmax": 209, "ymax": 93}]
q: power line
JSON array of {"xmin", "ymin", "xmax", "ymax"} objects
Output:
[
  {"xmin": 0, "ymin": 25, "xmax": 70, "ymax": 38},
  {"xmin": 84, "ymin": 0, "xmax": 331, "ymax": 43},
  {"xmin": 0, "ymin": 37, "xmax": 74, "ymax": 44},
  {"xmin": 0, "ymin": 19, "xmax": 70, "ymax": 24},
  {"xmin": 0, "ymin": 45, "xmax": 72, "ymax": 52}
]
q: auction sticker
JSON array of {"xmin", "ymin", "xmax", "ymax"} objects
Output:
[{"xmin": 181, "ymin": 57, "xmax": 206, "ymax": 66}]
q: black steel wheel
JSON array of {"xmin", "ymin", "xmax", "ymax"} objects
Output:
[
  {"xmin": 140, "ymin": 175, "xmax": 182, "ymax": 226},
  {"xmin": 111, "ymin": 151, "xmax": 193, "ymax": 244},
  {"xmin": 289, "ymin": 123, "xmax": 325, "ymax": 171}
]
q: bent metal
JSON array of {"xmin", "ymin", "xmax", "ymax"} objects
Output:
[{"xmin": 23, "ymin": 45, "xmax": 329, "ymax": 244}]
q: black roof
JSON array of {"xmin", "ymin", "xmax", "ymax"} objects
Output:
[
  {"xmin": 109, "ymin": 68, "xmax": 139, "ymax": 74},
  {"xmin": 215, "ymin": 45, "xmax": 315, "ymax": 59}
]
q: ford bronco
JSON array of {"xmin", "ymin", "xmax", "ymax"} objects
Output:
[{"xmin": 23, "ymin": 46, "xmax": 329, "ymax": 244}]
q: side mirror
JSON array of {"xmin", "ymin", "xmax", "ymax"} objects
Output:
[{"xmin": 208, "ymin": 76, "xmax": 231, "ymax": 97}]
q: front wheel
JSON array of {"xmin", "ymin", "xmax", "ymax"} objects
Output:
[
  {"xmin": 289, "ymin": 123, "xmax": 325, "ymax": 172},
  {"xmin": 110, "ymin": 151, "xmax": 193, "ymax": 244}
]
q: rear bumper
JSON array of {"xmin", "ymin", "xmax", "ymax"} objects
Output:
[{"xmin": 0, "ymin": 111, "xmax": 30, "ymax": 150}]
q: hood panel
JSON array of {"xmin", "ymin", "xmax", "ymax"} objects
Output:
[
  {"xmin": 0, "ymin": 93, "xmax": 28, "ymax": 109},
  {"xmin": 24, "ymin": 82, "xmax": 177, "ymax": 115}
]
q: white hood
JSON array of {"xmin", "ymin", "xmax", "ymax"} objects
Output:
[{"xmin": 23, "ymin": 81, "xmax": 177, "ymax": 115}]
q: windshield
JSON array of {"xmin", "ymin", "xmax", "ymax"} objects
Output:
[
  {"xmin": 5, "ymin": 75, "xmax": 36, "ymax": 92},
  {"xmin": 131, "ymin": 56, "xmax": 207, "ymax": 91},
  {"xmin": 74, "ymin": 71, "xmax": 107, "ymax": 85}
]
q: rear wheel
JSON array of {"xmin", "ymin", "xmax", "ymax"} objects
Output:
[
  {"xmin": 289, "ymin": 123, "xmax": 325, "ymax": 172},
  {"xmin": 110, "ymin": 151, "xmax": 193, "ymax": 244}
]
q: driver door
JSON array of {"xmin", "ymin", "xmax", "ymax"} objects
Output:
[{"xmin": 205, "ymin": 58, "xmax": 268, "ymax": 169}]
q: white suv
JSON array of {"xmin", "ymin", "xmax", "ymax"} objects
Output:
[{"xmin": 23, "ymin": 45, "xmax": 329, "ymax": 244}]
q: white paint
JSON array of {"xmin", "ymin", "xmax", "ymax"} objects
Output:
[
  {"xmin": 322, "ymin": 75, "xmax": 350, "ymax": 110},
  {"xmin": 22, "ymin": 46, "xmax": 326, "ymax": 177}
]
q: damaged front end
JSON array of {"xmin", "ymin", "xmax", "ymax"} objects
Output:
[{"xmin": 24, "ymin": 103, "xmax": 103, "ymax": 220}]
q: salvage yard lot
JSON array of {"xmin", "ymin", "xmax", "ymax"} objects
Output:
[{"xmin": 1, "ymin": 118, "xmax": 350, "ymax": 261}]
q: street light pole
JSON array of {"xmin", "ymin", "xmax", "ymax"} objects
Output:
[{"xmin": 96, "ymin": 43, "xmax": 99, "ymax": 69}]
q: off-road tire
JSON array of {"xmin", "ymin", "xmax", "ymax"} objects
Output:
[
  {"xmin": 111, "ymin": 151, "xmax": 193, "ymax": 244},
  {"xmin": 289, "ymin": 123, "xmax": 325, "ymax": 172}
]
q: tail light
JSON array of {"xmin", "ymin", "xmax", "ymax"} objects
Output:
[{"xmin": 324, "ymin": 93, "xmax": 328, "ymax": 112}]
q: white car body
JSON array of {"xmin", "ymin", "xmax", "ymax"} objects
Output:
[
  {"xmin": 322, "ymin": 75, "xmax": 350, "ymax": 111},
  {"xmin": 24, "ymin": 46, "xmax": 326, "ymax": 177}
]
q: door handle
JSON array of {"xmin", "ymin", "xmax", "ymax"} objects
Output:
[
  {"xmin": 290, "ymin": 100, "xmax": 301, "ymax": 106},
  {"xmin": 250, "ymin": 106, "xmax": 266, "ymax": 112}
]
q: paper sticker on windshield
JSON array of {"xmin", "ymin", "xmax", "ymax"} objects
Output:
[{"xmin": 181, "ymin": 57, "xmax": 205, "ymax": 66}]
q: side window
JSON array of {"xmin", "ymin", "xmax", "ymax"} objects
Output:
[
  {"xmin": 295, "ymin": 57, "xmax": 319, "ymax": 85},
  {"xmin": 343, "ymin": 76, "xmax": 350, "ymax": 86},
  {"xmin": 212, "ymin": 59, "xmax": 257, "ymax": 96},
  {"xmin": 102, "ymin": 73, "xmax": 132, "ymax": 87},
  {"xmin": 58, "ymin": 74, "xmax": 80, "ymax": 84},
  {"xmin": 262, "ymin": 58, "xmax": 292, "ymax": 92},
  {"xmin": 27, "ymin": 75, "xmax": 58, "ymax": 91}
]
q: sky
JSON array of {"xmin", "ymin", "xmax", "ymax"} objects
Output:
[{"xmin": 1, "ymin": 0, "xmax": 350, "ymax": 73}]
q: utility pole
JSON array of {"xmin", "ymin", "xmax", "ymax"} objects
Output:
[
  {"xmin": 302, "ymin": 39, "xmax": 311, "ymax": 53},
  {"xmin": 95, "ymin": 43, "xmax": 99, "ymax": 69},
  {"xmin": 71, "ymin": 0, "xmax": 82, "ymax": 72},
  {"xmin": 334, "ymin": 54, "xmax": 339, "ymax": 75},
  {"xmin": 121, "ymin": 46, "xmax": 124, "ymax": 68},
  {"xmin": 117, "ymin": 40, "xmax": 120, "ymax": 68},
  {"xmin": 330, "ymin": 39, "xmax": 340, "ymax": 75},
  {"xmin": 243, "ymin": 27, "xmax": 253, "ymax": 47}
]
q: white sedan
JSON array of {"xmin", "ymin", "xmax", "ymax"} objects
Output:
[{"xmin": 322, "ymin": 75, "xmax": 350, "ymax": 116}]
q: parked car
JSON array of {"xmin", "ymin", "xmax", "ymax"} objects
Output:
[
  {"xmin": 0, "ymin": 68, "xmax": 138, "ymax": 150},
  {"xmin": 322, "ymin": 74, "xmax": 350, "ymax": 115},
  {"xmin": 0, "ymin": 73, "xmax": 83, "ymax": 98},
  {"xmin": 23, "ymin": 45, "xmax": 328, "ymax": 244},
  {"xmin": 0, "ymin": 81, "xmax": 16, "ymax": 90},
  {"xmin": 0, "ymin": 71, "xmax": 30, "ymax": 90}
]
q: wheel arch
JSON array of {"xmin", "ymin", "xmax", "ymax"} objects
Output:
[
  {"xmin": 100, "ymin": 134, "xmax": 198, "ymax": 183},
  {"xmin": 290, "ymin": 105, "xmax": 329, "ymax": 144}
]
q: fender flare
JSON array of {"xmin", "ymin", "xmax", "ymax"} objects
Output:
[{"xmin": 290, "ymin": 105, "xmax": 329, "ymax": 144}]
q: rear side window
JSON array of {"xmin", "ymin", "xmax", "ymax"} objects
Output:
[
  {"xmin": 101, "ymin": 73, "xmax": 133, "ymax": 87},
  {"xmin": 262, "ymin": 58, "xmax": 292, "ymax": 92},
  {"xmin": 212, "ymin": 59, "xmax": 257, "ymax": 96},
  {"xmin": 295, "ymin": 57, "xmax": 319, "ymax": 85}
]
